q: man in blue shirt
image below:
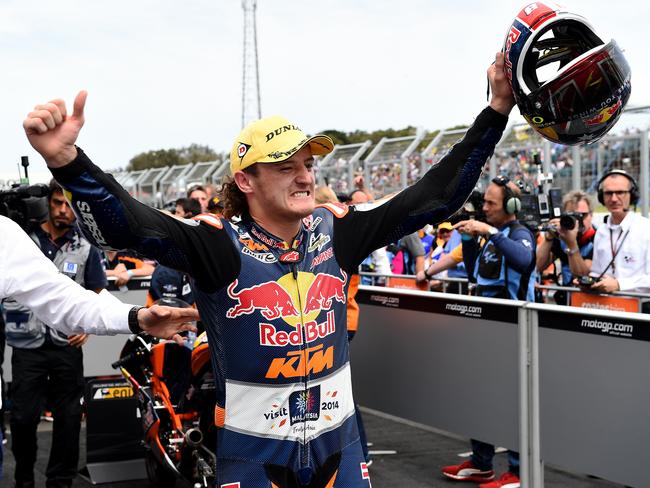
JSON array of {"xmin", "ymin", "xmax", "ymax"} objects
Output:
[{"xmin": 441, "ymin": 175, "xmax": 537, "ymax": 488}]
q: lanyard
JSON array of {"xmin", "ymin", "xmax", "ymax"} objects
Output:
[{"xmin": 608, "ymin": 227, "xmax": 629, "ymax": 275}]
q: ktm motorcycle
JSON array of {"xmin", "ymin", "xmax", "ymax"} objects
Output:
[{"xmin": 112, "ymin": 325, "xmax": 216, "ymax": 488}]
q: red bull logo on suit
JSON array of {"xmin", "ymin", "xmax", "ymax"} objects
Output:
[{"xmin": 226, "ymin": 270, "xmax": 347, "ymax": 326}]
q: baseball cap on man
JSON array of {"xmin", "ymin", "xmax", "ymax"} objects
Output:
[{"xmin": 230, "ymin": 115, "xmax": 334, "ymax": 174}]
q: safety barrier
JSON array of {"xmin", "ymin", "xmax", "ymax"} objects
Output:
[{"xmin": 350, "ymin": 285, "xmax": 650, "ymax": 487}]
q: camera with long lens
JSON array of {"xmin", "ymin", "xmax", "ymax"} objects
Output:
[{"xmin": 559, "ymin": 212, "xmax": 585, "ymax": 232}]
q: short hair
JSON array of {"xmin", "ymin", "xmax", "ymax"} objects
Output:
[
  {"xmin": 187, "ymin": 184, "xmax": 206, "ymax": 198},
  {"xmin": 175, "ymin": 197, "xmax": 201, "ymax": 217},
  {"xmin": 48, "ymin": 178, "xmax": 63, "ymax": 199},
  {"xmin": 562, "ymin": 190, "xmax": 593, "ymax": 212}
]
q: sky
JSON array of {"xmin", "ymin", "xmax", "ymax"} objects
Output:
[{"xmin": 1, "ymin": 0, "xmax": 648, "ymax": 184}]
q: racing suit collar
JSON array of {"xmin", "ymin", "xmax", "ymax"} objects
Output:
[{"xmin": 247, "ymin": 219, "xmax": 303, "ymax": 251}]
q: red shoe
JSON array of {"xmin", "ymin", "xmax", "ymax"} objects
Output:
[
  {"xmin": 441, "ymin": 460, "xmax": 495, "ymax": 482},
  {"xmin": 479, "ymin": 472, "xmax": 520, "ymax": 488}
]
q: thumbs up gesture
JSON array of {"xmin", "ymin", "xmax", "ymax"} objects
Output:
[{"xmin": 23, "ymin": 90, "xmax": 88, "ymax": 167}]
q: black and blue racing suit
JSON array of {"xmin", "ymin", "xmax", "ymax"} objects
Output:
[{"xmin": 50, "ymin": 107, "xmax": 507, "ymax": 487}]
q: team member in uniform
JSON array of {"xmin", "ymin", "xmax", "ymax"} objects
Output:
[
  {"xmin": 24, "ymin": 53, "xmax": 515, "ymax": 487},
  {"xmin": 442, "ymin": 176, "xmax": 537, "ymax": 488},
  {"xmin": 589, "ymin": 170, "xmax": 650, "ymax": 310}
]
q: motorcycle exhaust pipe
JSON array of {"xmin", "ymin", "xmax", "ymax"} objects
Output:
[{"xmin": 185, "ymin": 428, "xmax": 204, "ymax": 448}]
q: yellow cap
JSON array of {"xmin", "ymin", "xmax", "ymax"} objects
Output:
[
  {"xmin": 230, "ymin": 115, "xmax": 334, "ymax": 174},
  {"xmin": 437, "ymin": 222, "xmax": 453, "ymax": 231}
]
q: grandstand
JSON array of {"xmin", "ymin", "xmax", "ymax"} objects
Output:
[{"xmin": 101, "ymin": 107, "xmax": 650, "ymax": 217}]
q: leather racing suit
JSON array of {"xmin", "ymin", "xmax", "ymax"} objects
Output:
[{"xmin": 50, "ymin": 107, "xmax": 507, "ymax": 487}]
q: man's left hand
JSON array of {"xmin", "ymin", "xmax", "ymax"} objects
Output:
[
  {"xmin": 138, "ymin": 305, "xmax": 199, "ymax": 345},
  {"xmin": 591, "ymin": 276, "xmax": 620, "ymax": 293}
]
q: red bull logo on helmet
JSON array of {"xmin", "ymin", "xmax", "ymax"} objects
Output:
[{"xmin": 584, "ymin": 99, "xmax": 623, "ymax": 127}]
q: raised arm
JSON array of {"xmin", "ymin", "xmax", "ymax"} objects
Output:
[
  {"xmin": 23, "ymin": 93, "xmax": 240, "ymax": 292},
  {"xmin": 333, "ymin": 54, "xmax": 515, "ymax": 272}
]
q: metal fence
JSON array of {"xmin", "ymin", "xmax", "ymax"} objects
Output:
[{"xmin": 83, "ymin": 107, "xmax": 649, "ymax": 213}]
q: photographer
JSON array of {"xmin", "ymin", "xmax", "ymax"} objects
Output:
[
  {"xmin": 442, "ymin": 175, "xmax": 536, "ymax": 487},
  {"xmin": 589, "ymin": 170, "xmax": 650, "ymax": 309},
  {"xmin": 536, "ymin": 190, "xmax": 596, "ymax": 304}
]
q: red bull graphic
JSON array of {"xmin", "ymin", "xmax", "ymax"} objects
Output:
[
  {"xmin": 226, "ymin": 280, "xmax": 299, "ymax": 320},
  {"xmin": 303, "ymin": 271, "xmax": 348, "ymax": 314},
  {"xmin": 584, "ymin": 99, "xmax": 623, "ymax": 127},
  {"xmin": 260, "ymin": 310, "xmax": 336, "ymax": 347}
]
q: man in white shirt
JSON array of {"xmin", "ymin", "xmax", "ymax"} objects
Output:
[
  {"xmin": 0, "ymin": 214, "xmax": 198, "ymax": 476},
  {"xmin": 589, "ymin": 170, "xmax": 650, "ymax": 308}
]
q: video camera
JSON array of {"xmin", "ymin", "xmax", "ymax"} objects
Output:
[
  {"xmin": 449, "ymin": 189, "xmax": 486, "ymax": 224},
  {"xmin": 0, "ymin": 184, "xmax": 49, "ymax": 230},
  {"xmin": 0, "ymin": 156, "xmax": 49, "ymax": 230}
]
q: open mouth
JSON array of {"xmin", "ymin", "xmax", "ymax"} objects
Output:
[{"xmin": 291, "ymin": 191, "xmax": 311, "ymax": 199}]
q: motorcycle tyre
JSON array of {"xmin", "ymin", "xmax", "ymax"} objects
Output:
[{"xmin": 145, "ymin": 449, "xmax": 177, "ymax": 488}]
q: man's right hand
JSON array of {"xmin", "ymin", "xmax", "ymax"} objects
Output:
[{"xmin": 23, "ymin": 91, "xmax": 87, "ymax": 168}]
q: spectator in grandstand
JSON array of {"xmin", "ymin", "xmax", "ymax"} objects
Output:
[
  {"xmin": 442, "ymin": 175, "xmax": 537, "ymax": 488},
  {"xmin": 175, "ymin": 197, "xmax": 202, "ymax": 219},
  {"xmin": 187, "ymin": 184, "xmax": 209, "ymax": 212},
  {"xmin": 350, "ymin": 175, "xmax": 374, "ymax": 203},
  {"xmin": 535, "ymin": 190, "xmax": 596, "ymax": 304},
  {"xmin": 103, "ymin": 249, "xmax": 156, "ymax": 287},
  {"xmin": 589, "ymin": 170, "xmax": 650, "ymax": 311}
]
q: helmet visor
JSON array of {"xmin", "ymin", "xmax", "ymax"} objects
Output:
[{"xmin": 526, "ymin": 41, "xmax": 631, "ymax": 145}]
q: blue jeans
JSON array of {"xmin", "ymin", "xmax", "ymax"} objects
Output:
[{"xmin": 470, "ymin": 439, "xmax": 519, "ymax": 475}]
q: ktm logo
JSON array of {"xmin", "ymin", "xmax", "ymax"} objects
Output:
[
  {"xmin": 265, "ymin": 344, "xmax": 334, "ymax": 379},
  {"xmin": 239, "ymin": 238, "xmax": 269, "ymax": 252}
]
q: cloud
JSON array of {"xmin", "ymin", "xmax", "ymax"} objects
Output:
[{"xmin": 2, "ymin": 0, "xmax": 648, "ymax": 181}]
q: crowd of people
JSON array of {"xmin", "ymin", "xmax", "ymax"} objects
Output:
[
  {"xmin": 2, "ymin": 114, "xmax": 646, "ymax": 488},
  {"xmin": 3, "ymin": 128, "xmax": 646, "ymax": 488},
  {"xmin": 0, "ymin": 11, "xmax": 641, "ymax": 485}
]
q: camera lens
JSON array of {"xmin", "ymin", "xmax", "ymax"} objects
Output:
[{"xmin": 559, "ymin": 214, "xmax": 576, "ymax": 230}]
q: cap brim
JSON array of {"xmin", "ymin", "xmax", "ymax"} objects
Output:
[{"xmin": 256, "ymin": 134, "xmax": 334, "ymax": 165}]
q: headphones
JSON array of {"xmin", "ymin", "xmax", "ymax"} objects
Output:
[
  {"xmin": 596, "ymin": 169, "xmax": 639, "ymax": 205},
  {"xmin": 491, "ymin": 175, "xmax": 521, "ymax": 215}
]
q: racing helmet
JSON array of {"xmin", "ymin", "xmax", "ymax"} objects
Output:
[{"xmin": 503, "ymin": 2, "xmax": 631, "ymax": 145}]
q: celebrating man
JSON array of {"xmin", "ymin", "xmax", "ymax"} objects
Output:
[{"xmin": 24, "ymin": 53, "xmax": 515, "ymax": 487}]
